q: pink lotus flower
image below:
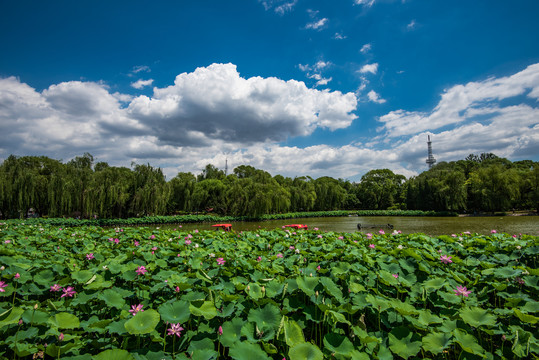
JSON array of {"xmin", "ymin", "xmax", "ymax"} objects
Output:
[
  {"xmin": 114, "ymin": 238, "xmax": 120, "ymax": 244},
  {"xmin": 50, "ymin": 284, "xmax": 61, "ymax": 292},
  {"xmin": 276, "ymin": 253, "xmax": 283, "ymax": 258},
  {"xmin": 175, "ymin": 286, "xmax": 180, "ymax": 292},
  {"xmin": 317, "ymin": 234, "xmax": 323, "ymax": 238},
  {"xmin": 379, "ymin": 229, "xmax": 385, "ymax": 235},
  {"xmin": 491, "ymin": 230, "xmax": 497, "ymax": 234},
  {"xmin": 185, "ymin": 239, "xmax": 192, "ymax": 245},
  {"xmin": 86, "ymin": 253, "xmax": 94, "ymax": 260},
  {"xmin": 369, "ymin": 244, "xmax": 375, "ymax": 249},
  {"xmin": 338, "ymin": 236, "xmax": 344, "ymax": 240},
  {"xmin": 0, "ymin": 281, "xmax": 7, "ymax": 292},
  {"xmin": 314, "ymin": 227, "xmax": 319, "ymax": 231},
  {"xmin": 218, "ymin": 325, "xmax": 223, "ymax": 336},
  {"xmin": 440, "ymin": 255, "xmax": 452, "ymax": 264},
  {"xmin": 61, "ymin": 286, "xmax": 76, "ymax": 298},
  {"xmin": 257, "ymin": 256, "xmax": 262, "ymax": 262},
  {"xmin": 59, "ymin": 333, "xmax": 64, "ymax": 341},
  {"xmin": 167, "ymin": 323, "xmax": 184, "ymax": 337},
  {"xmin": 216, "ymin": 258, "xmax": 225, "ymax": 265},
  {"xmin": 454, "ymin": 286, "xmax": 472, "ymax": 297},
  {"xmin": 134, "ymin": 241, "xmax": 140, "ymax": 246},
  {"xmin": 150, "ymin": 235, "xmax": 155, "ymax": 239},
  {"xmin": 152, "ymin": 246, "xmax": 157, "ymax": 251},
  {"xmin": 366, "ymin": 233, "xmax": 372, "ymax": 240},
  {"xmin": 392, "ymin": 273, "xmax": 399, "ymax": 279},
  {"xmin": 14, "ymin": 273, "xmax": 20, "ymax": 279},
  {"xmin": 129, "ymin": 304, "xmax": 144, "ymax": 316},
  {"xmin": 316, "ymin": 265, "xmax": 321, "ymax": 270},
  {"xmin": 136, "ymin": 265, "xmax": 147, "ymax": 275},
  {"xmin": 289, "ymin": 246, "xmax": 294, "ymax": 250}
]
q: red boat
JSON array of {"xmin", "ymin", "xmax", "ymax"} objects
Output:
[
  {"xmin": 283, "ymin": 224, "xmax": 308, "ymax": 230},
  {"xmin": 212, "ymin": 224, "xmax": 232, "ymax": 231}
]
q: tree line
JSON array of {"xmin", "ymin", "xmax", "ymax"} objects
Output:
[{"xmin": 0, "ymin": 153, "xmax": 537, "ymax": 219}]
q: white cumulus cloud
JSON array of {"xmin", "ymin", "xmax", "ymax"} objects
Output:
[
  {"xmin": 359, "ymin": 63, "xmax": 378, "ymax": 74},
  {"xmin": 131, "ymin": 79, "xmax": 154, "ymax": 89},
  {"xmin": 367, "ymin": 90, "xmax": 386, "ymax": 104}
]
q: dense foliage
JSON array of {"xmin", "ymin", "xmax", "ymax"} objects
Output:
[
  {"xmin": 0, "ymin": 153, "xmax": 537, "ymax": 219},
  {"xmin": 0, "ymin": 224, "xmax": 537, "ymax": 359},
  {"xmin": 1, "ymin": 210, "xmax": 456, "ymax": 228}
]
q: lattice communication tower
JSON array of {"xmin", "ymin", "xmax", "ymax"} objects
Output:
[{"xmin": 426, "ymin": 135, "xmax": 436, "ymax": 169}]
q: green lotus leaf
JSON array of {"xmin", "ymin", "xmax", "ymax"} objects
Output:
[
  {"xmin": 421, "ymin": 277, "xmax": 446, "ymax": 291},
  {"xmin": 93, "ymin": 349, "xmax": 135, "ymax": 360},
  {"xmin": 106, "ymin": 319, "xmax": 128, "ymax": 335},
  {"xmin": 284, "ymin": 319, "xmax": 305, "ymax": 347},
  {"xmin": 521, "ymin": 301, "xmax": 539, "ymax": 313},
  {"xmin": 459, "ymin": 307, "xmax": 497, "ymax": 328},
  {"xmin": 421, "ymin": 332, "xmax": 452, "ymax": 355},
  {"xmin": 229, "ymin": 341, "xmax": 271, "ymax": 360},
  {"xmin": 247, "ymin": 303, "xmax": 281, "ymax": 331},
  {"xmin": 296, "ymin": 276, "xmax": 319, "ymax": 296},
  {"xmin": 158, "ymin": 300, "xmax": 190, "ymax": 324},
  {"xmin": 288, "ymin": 342, "xmax": 323, "ymax": 360},
  {"xmin": 220, "ymin": 318, "xmax": 245, "ymax": 347},
  {"xmin": 376, "ymin": 345, "xmax": 393, "ymax": 360},
  {"xmin": 124, "ymin": 309, "xmax": 160, "ymax": 335},
  {"xmin": 320, "ymin": 276, "xmax": 343, "ymax": 301},
  {"xmin": 388, "ymin": 326, "xmax": 422, "ymax": 359},
  {"xmin": 247, "ymin": 282, "xmax": 264, "ymax": 300},
  {"xmin": 71, "ymin": 270, "xmax": 93, "ymax": 283},
  {"xmin": 264, "ymin": 279, "xmax": 284, "ymax": 298},
  {"xmin": 99, "ymin": 289, "xmax": 126, "ymax": 309},
  {"xmin": 452, "ymin": 328, "xmax": 485, "ymax": 356},
  {"xmin": 323, "ymin": 333, "xmax": 355, "ymax": 356},
  {"xmin": 379, "ymin": 270, "xmax": 399, "ymax": 286},
  {"xmin": 365, "ymin": 294, "xmax": 391, "ymax": 312},
  {"xmin": 514, "ymin": 308, "xmax": 538, "ymax": 324},
  {"xmin": 350, "ymin": 350, "xmax": 370, "ymax": 360},
  {"xmin": 352, "ymin": 326, "xmax": 381, "ymax": 345},
  {"xmin": 188, "ymin": 338, "xmax": 218, "ymax": 360},
  {"xmin": 388, "ymin": 299, "xmax": 418, "ymax": 316},
  {"xmin": 33, "ymin": 269, "xmax": 55, "ymax": 286},
  {"xmin": 416, "ymin": 309, "xmax": 443, "ymax": 327},
  {"xmin": 85, "ymin": 274, "xmax": 113, "ymax": 290},
  {"xmin": 50, "ymin": 312, "xmax": 80, "ymax": 329},
  {"xmin": 0, "ymin": 307, "xmax": 25, "ymax": 327},
  {"xmin": 45, "ymin": 343, "xmax": 76, "ymax": 358},
  {"xmin": 189, "ymin": 301, "xmax": 218, "ymax": 320}
]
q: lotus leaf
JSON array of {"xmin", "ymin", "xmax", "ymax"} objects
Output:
[
  {"xmin": 514, "ymin": 308, "xmax": 538, "ymax": 324},
  {"xmin": 94, "ymin": 349, "xmax": 135, "ymax": 360},
  {"xmin": 421, "ymin": 332, "xmax": 452, "ymax": 354},
  {"xmin": 452, "ymin": 329, "xmax": 485, "ymax": 356},
  {"xmin": 284, "ymin": 319, "xmax": 305, "ymax": 347},
  {"xmin": 124, "ymin": 309, "xmax": 160, "ymax": 335},
  {"xmin": 320, "ymin": 276, "xmax": 343, "ymax": 301},
  {"xmin": 229, "ymin": 341, "xmax": 271, "ymax": 360},
  {"xmin": 99, "ymin": 289, "xmax": 126, "ymax": 309},
  {"xmin": 459, "ymin": 307, "xmax": 497, "ymax": 328},
  {"xmin": 247, "ymin": 303, "xmax": 281, "ymax": 331},
  {"xmin": 388, "ymin": 326, "xmax": 422, "ymax": 359},
  {"xmin": 288, "ymin": 342, "xmax": 323, "ymax": 360},
  {"xmin": 220, "ymin": 318, "xmax": 245, "ymax": 347},
  {"xmin": 323, "ymin": 333, "xmax": 355, "ymax": 356},
  {"xmin": 0, "ymin": 307, "xmax": 24, "ymax": 327},
  {"xmin": 189, "ymin": 301, "xmax": 218, "ymax": 320},
  {"xmin": 50, "ymin": 312, "xmax": 80, "ymax": 329},
  {"xmin": 158, "ymin": 300, "xmax": 190, "ymax": 323}
]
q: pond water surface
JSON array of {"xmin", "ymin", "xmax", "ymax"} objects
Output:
[{"xmin": 150, "ymin": 215, "xmax": 538, "ymax": 236}]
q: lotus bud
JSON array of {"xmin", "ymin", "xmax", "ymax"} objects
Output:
[
  {"xmin": 315, "ymin": 291, "xmax": 319, "ymax": 297},
  {"xmin": 34, "ymin": 303, "xmax": 39, "ymax": 310},
  {"xmin": 262, "ymin": 286, "xmax": 265, "ymax": 292},
  {"xmin": 247, "ymin": 285, "xmax": 250, "ymax": 291}
]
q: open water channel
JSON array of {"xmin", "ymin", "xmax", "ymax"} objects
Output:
[{"xmin": 152, "ymin": 215, "xmax": 538, "ymax": 236}]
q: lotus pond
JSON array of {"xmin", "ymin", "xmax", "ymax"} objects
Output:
[{"xmin": 0, "ymin": 224, "xmax": 537, "ymax": 360}]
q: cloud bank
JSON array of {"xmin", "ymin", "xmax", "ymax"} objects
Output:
[{"xmin": 0, "ymin": 63, "xmax": 538, "ymax": 180}]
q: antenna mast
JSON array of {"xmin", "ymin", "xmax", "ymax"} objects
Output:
[
  {"xmin": 225, "ymin": 158, "xmax": 228, "ymax": 176},
  {"xmin": 426, "ymin": 135, "xmax": 436, "ymax": 169}
]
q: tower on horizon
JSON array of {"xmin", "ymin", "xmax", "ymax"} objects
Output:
[{"xmin": 426, "ymin": 135, "xmax": 436, "ymax": 169}]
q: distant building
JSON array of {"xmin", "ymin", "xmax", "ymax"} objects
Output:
[{"xmin": 426, "ymin": 135, "xmax": 436, "ymax": 169}]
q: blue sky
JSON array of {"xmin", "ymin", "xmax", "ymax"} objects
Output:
[{"xmin": 1, "ymin": 0, "xmax": 538, "ymax": 180}]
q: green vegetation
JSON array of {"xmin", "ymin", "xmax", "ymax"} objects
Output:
[
  {"xmin": 0, "ymin": 224, "xmax": 537, "ymax": 359},
  {"xmin": 0, "ymin": 153, "xmax": 537, "ymax": 219},
  {"xmin": 1, "ymin": 210, "xmax": 456, "ymax": 228}
]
